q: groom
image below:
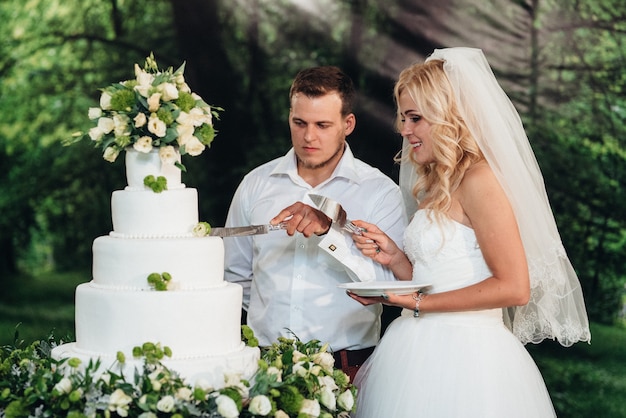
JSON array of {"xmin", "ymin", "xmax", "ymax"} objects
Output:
[{"xmin": 223, "ymin": 65, "xmax": 407, "ymax": 380}]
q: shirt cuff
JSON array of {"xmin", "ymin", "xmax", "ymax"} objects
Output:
[{"xmin": 318, "ymin": 227, "xmax": 376, "ymax": 282}]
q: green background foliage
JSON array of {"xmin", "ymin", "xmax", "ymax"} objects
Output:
[{"xmin": 1, "ymin": 0, "xmax": 623, "ymax": 323}]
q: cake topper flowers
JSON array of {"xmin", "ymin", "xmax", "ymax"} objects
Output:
[{"xmin": 79, "ymin": 53, "xmax": 221, "ymax": 172}]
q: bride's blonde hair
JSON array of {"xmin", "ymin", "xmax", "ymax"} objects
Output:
[{"xmin": 394, "ymin": 59, "xmax": 484, "ymax": 219}]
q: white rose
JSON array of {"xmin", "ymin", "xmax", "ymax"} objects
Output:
[
  {"xmin": 179, "ymin": 82, "xmax": 191, "ymax": 93},
  {"xmin": 97, "ymin": 117, "xmax": 115, "ymax": 134},
  {"xmin": 237, "ymin": 382, "xmax": 250, "ymax": 399},
  {"xmin": 337, "ymin": 389, "xmax": 354, "ymax": 411},
  {"xmin": 312, "ymin": 352, "xmax": 335, "ymax": 372},
  {"xmin": 175, "ymin": 387, "xmax": 193, "ymax": 401},
  {"xmin": 293, "ymin": 362, "xmax": 308, "ymax": 378},
  {"xmin": 54, "ymin": 377, "xmax": 72, "ymax": 394},
  {"xmin": 134, "ymin": 112, "xmax": 147, "ymax": 128},
  {"xmin": 103, "ymin": 146, "xmax": 120, "ymax": 162},
  {"xmin": 176, "ymin": 122, "xmax": 195, "ymax": 139},
  {"xmin": 108, "ymin": 388, "xmax": 132, "ymax": 417},
  {"xmin": 89, "ymin": 126, "xmax": 104, "ymax": 141},
  {"xmin": 248, "ymin": 395, "xmax": 272, "ymax": 416},
  {"xmin": 113, "ymin": 114, "xmax": 131, "ymax": 137},
  {"xmin": 181, "ymin": 135, "xmax": 205, "ymax": 157},
  {"xmin": 100, "ymin": 92, "xmax": 112, "ymax": 109},
  {"xmin": 177, "ymin": 107, "xmax": 210, "ymax": 127},
  {"xmin": 159, "ymin": 145, "xmax": 178, "ymax": 165},
  {"xmin": 135, "ymin": 65, "xmax": 155, "ymax": 97},
  {"xmin": 147, "ymin": 93, "xmax": 162, "ymax": 112},
  {"xmin": 224, "ymin": 372, "xmax": 242, "ymax": 387},
  {"xmin": 158, "ymin": 82, "xmax": 179, "ymax": 101},
  {"xmin": 267, "ymin": 366, "xmax": 282, "ymax": 382},
  {"xmin": 275, "ymin": 411, "xmax": 289, "ymax": 418},
  {"xmin": 319, "ymin": 385, "xmax": 336, "ymax": 411},
  {"xmin": 88, "ymin": 107, "xmax": 102, "ymax": 119},
  {"xmin": 148, "ymin": 113, "xmax": 167, "ymax": 137},
  {"xmin": 310, "ymin": 365, "xmax": 322, "ymax": 376},
  {"xmin": 99, "ymin": 373, "xmax": 111, "ymax": 386},
  {"xmin": 292, "ymin": 350, "xmax": 307, "ymax": 363},
  {"xmin": 215, "ymin": 394, "xmax": 239, "ymax": 418},
  {"xmin": 151, "ymin": 379, "xmax": 162, "ymax": 391},
  {"xmin": 133, "ymin": 136, "xmax": 153, "ymax": 153},
  {"xmin": 134, "ymin": 84, "xmax": 151, "ymax": 98},
  {"xmin": 299, "ymin": 399, "xmax": 320, "ymax": 417},
  {"xmin": 138, "ymin": 413, "xmax": 158, "ymax": 418},
  {"xmin": 319, "ymin": 375, "xmax": 338, "ymax": 391},
  {"xmin": 156, "ymin": 395, "xmax": 175, "ymax": 413}
]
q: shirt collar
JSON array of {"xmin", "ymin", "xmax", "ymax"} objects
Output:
[{"xmin": 270, "ymin": 143, "xmax": 362, "ymax": 186}]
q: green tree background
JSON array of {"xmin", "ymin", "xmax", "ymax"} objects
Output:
[{"xmin": 0, "ymin": 0, "xmax": 624, "ymax": 325}]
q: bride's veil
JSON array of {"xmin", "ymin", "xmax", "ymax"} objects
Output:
[{"xmin": 399, "ymin": 47, "xmax": 590, "ymax": 346}]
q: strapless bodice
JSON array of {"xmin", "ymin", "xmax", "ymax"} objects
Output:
[{"xmin": 403, "ymin": 210, "xmax": 492, "ymax": 293}]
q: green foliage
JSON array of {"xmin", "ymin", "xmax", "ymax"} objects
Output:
[
  {"xmin": 0, "ymin": 332, "xmax": 357, "ymax": 417},
  {"xmin": 526, "ymin": 0, "xmax": 626, "ymax": 323}
]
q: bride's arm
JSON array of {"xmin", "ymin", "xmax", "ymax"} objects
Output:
[{"xmin": 350, "ymin": 164, "xmax": 530, "ymax": 312}]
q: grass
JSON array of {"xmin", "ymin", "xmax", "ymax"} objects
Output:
[
  {"xmin": 527, "ymin": 323, "xmax": 626, "ymax": 418},
  {"xmin": 0, "ymin": 270, "xmax": 85, "ymax": 345},
  {"xmin": 1, "ymin": 271, "xmax": 625, "ymax": 417}
]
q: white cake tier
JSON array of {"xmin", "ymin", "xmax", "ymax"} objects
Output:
[
  {"xmin": 93, "ymin": 236, "xmax": 224, "ymax": 289},
  {"xmin": 52, "ymin": 343, "xmax": 260, "ymax": 389},
  {"xmin": 73, "ymin": 282, "xmax": 245, "ymax": 358},
  {"xmin": 111, "ymin": 188, "xmax": 198, "ymax": 237},
  {"xmin": 125, "ymin": 147, "xmax": 183, "ymax": 190}
]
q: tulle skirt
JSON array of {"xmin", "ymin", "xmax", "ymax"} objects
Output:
[{"xmin": 353, "ymin": 309, "xmax": 556, "ymax": 418}]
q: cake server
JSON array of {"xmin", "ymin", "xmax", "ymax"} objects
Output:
[
  {"xmin": 309, "ymin": 194, "xmax": 364, "ymax": 235},
  {"xmin": 209, "ymin": 223, "xmax": 287, "ymax": 237}
]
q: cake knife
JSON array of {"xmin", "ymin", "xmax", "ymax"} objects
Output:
[{"xmin": 208, "ymin": 223, "xmax": 287, "ymax": 237}]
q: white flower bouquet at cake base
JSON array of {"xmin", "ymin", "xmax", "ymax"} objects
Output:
[
  {"xmin": 80, "ymin": 53, "xmax": 221, "ymax": 172},
  {"xmin": 0, "ymin": 329, "xmax": 357, "ymax": 418}
]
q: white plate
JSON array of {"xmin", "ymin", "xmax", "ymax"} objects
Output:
[{"xmin": 338, "ymin": 281, "xmax": 431, "ymax": 297}]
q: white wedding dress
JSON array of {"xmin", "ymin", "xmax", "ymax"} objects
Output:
[{"xmin": 353, "ymin": 210, "xmax": 556, "ymax": 417}]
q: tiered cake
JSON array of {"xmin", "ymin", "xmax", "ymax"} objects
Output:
[{"xmin": 52, "ymin": 149, "xmax": 259, "ymax": 387}]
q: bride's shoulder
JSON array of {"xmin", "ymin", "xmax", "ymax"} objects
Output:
[
  {"xmin": 463, "ymin": 160, "xmax": 494, "ymax": 182},
  {"xmin": 459, "ymin": 161, "xmax": 503, "ymax": 200}
]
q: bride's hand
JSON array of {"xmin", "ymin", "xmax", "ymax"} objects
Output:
[
  {"xmin": 347, "ymin": 291, "xmax": 414, "ymax": 309},
  {"xmin": 350, "ymin": 220, "xmax": 399, "ymax": 265}
]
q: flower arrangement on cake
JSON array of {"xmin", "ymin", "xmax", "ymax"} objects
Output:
[
  {"xmin": 79, "ymin": 53, "xmax": 221, "ymax": 172},
  {"xmin": 0, "ymin": 328, "xmax": 357, "ymax": 417}
]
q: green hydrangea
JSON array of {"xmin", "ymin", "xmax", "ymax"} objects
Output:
[
  {"xmin": 110, "ymin": 89, "xmax": 136, "ymax": 112},
  {"xmin": 195, "ymin": 123, "xmax": 216, "ymax": 146},
  {"xmin": 176, "ymin": 91, "xmax": 196, "ymax": 112}
]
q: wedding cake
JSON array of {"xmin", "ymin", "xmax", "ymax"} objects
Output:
[{"xmin": 52, "ymin": 149, "xmax": 260, "ymax": 388}]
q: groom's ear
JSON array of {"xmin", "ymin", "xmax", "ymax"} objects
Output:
[{"xmin": 344, "ymin": 113, "xmax": 356, "ymax": 136}]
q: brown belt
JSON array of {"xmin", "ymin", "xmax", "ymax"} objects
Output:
[{"xmin": 333, "ymin": 346, "xmax": 375, "ymax": 369}]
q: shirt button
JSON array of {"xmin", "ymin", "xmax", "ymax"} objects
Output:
[{"xmin": 300, "ymin": 244, "xmax": 305, "ymax": 249}]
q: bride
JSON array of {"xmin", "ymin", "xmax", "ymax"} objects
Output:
[{"xmin": 347, "ymin": 48, "xmax": 590, "ymax": 417}]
